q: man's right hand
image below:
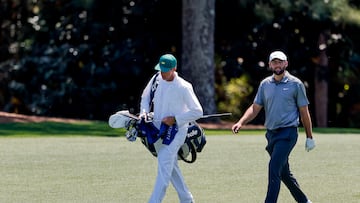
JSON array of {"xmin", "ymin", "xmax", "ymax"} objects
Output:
[{"xmin": 232, "ymin": 123, "xmax": 242, "ymax": 134}]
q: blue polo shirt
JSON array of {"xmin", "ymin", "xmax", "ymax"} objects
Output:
[{"xmin": 254, "ymin": 71, "xmax": 309, "ymax": 130}]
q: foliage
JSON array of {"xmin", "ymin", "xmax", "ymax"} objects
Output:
[
  {"xmin": 215, "ymin": 0, "xmax": 360, "ymax": 127},
  {"xmin": 1, "ymin": 0, "xmax": 360, "ymax": 127},
  {"xmin": 0, "ymin": 0, "xmax": 180, "ymax": 120},
  {"xmin": 218, "ymin": 75, "xmax": 253, "ymax": 120}
]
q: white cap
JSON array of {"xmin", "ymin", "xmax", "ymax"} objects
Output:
[{"xmin": 269, "ymin": 51, "xmax": 287, "ymax": 61}]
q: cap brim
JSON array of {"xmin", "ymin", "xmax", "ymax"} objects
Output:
[
  {"xmin": 270, "ymin": 57, "xmax": 285, "ymax": 61},
  {"xmin": 154, "ymin": 64, "xmax": 160, "ymax": 71},
  {"xmin": 160, "ymin": 67, "xmax": 172, "ymax": 73}
]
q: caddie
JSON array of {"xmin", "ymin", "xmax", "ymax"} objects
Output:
[{"xmin": 139, "ymin": 53, "xmax": 203, "ymax": 203}]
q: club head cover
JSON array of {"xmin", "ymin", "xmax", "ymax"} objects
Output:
[{"xmin": 108, "ymin": 110, "xmax": 132, "ymax": 128}]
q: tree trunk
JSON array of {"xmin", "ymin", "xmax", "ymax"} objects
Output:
[
  {"xmin": 314, "ymin": 32, "xmax": 328, "ymax": 127},
  {"xmin": 182, "ymin": 0, "xmax": 217, "ymax": 118}
]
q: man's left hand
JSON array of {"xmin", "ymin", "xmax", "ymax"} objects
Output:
[
  {"xmin": 162, "ymin": 116, "xmax": 176, "ymax": 126},
  {"xmin": 305, "ymin": 138, "xmax": 316, "ymax": 152}
]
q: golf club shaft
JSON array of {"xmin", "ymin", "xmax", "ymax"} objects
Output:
[{"xmin": 200, "ymin": 112, "xmax": 232, "ymax": 119}]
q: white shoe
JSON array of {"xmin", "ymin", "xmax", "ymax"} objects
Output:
[{"xmin": 306, "ymin": 200, "xmax": 312, "ymax": 203}]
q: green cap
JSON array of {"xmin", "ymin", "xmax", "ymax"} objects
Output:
[{"xmin": 155, "ymin": 54, "xmax": 177, "ymax": 72}]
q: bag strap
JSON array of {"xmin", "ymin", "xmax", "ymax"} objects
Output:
[{"xmin": 149, "ymin": 72, "xmax": 160, "ymax": 111}]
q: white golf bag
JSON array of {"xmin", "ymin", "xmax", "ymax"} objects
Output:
[{"xmin": 109, "ymin": 110, "xmax": 207, "ymax": 163}]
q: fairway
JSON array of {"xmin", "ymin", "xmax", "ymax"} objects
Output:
[{"xmin": 0, "ymin": 133, "xmax": 359, "ymax": 203}]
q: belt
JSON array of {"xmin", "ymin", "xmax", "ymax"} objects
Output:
[{"xmin": 267, "ymin": 126, "xmax": 297, "ymax": 133}]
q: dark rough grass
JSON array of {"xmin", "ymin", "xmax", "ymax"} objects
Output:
[
  {"xmin": 0, "ymin": 121, "xmax": 124, "ymax": 137},
  {"xmin": 1, "ymin": 121, "xmax": 360, "ymax": 137}
]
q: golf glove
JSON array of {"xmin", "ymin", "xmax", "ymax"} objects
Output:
[
  {"xmin": 139, "ymin": 111, "xmax": 154, "ymax": 123},
  {"xmin": 305, "ymin": 138, "xmax": 315, "ymax": 152}
]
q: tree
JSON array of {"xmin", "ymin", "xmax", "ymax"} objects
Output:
[
  {"xmin": 224, "ymin": 0, "xmax": 360, "ymax": 127},
  {"xmin": 314, "ymin": 32, "xmax": 329, "ymax": 127},
  {"xmin": 2, "ymin": 0, "xmax": 360, "ymax": 127},
  {"xmin": 182, "ymin": 0, "xmax": 217, "ymax": 118}
]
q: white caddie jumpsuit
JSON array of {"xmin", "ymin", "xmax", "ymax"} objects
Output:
[{"xmin": 140, "ymin": 72, "xmax": 203, "ymax": 203}]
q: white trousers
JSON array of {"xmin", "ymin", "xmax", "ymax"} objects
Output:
[{"xmin": 148, "ymin": 126, "xmax": 194, "ymax": 203}]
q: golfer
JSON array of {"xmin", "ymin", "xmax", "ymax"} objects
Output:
[
  {"xmin": 232, "ymin": 50, "xmax": 315, "ymax": 203},
  {"xmin": 140, "ymin": 54, "xmax": 203, "ymax": 203}
]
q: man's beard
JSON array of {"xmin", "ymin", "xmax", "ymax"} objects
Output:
[{"xmin": 273, "ymin": 68, "xmax": 285, "ymax": 75}]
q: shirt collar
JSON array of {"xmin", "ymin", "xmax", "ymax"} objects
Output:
[{"xmin": 271, "ymin": 71, "xmax": 289, "ymax": 83}]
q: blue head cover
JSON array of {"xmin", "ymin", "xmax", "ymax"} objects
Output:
[{"xmin": 160, "ymin": 123, "xmax": 178, "ymax": 145}]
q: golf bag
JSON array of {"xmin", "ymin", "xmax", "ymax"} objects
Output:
[
  {"xmin": 136, "ymin": 120, "xmax": 207, "ymax": 163},
  {"xmin": 110, "ymin": 111, "xmax": 206, "ymax": 163}
]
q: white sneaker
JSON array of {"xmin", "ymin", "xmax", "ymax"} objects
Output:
[{"xmin": 306, "ymin": 200, "xmax": 312, "ymax": 203}]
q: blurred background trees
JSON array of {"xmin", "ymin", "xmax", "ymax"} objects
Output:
[{"xmin": 1, "ymin": 0, "xmax": 360, "ymax": 127}]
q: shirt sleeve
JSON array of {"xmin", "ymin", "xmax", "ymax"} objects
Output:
[
  {"xmin": 254, "ymin": 82, "xmax": 264, "ymax": 106},
  {"xmin": 175, "ymin": 84, "xmax": 203, "ymax": 126},
  {"xmin": 296, "ymin": 82, "xmax": 309, "ymax": 107}
]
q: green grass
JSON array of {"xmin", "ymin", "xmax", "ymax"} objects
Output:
[
  {"xmin": 2, "ymin": 121, "xmax": 360, "ymax": 137},
  {"xmin": 0, "ymin": 134, "xmax": 359, "ymax": 203},
  {"xmin": 0, "ymin": 122, "xmax": 360, "ymax": 202}
]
